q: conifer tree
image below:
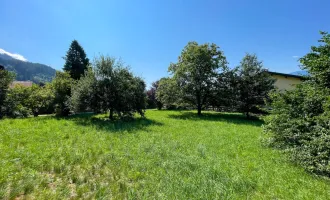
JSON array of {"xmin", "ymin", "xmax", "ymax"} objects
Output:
[{"xmin": 63, "ymin": 40, "xmax": 89, "ymax": 80}]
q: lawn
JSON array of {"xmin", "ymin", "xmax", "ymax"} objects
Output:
[{"xmin": 1, "ymin": 110, "xmax": 330, "ymax": 199}]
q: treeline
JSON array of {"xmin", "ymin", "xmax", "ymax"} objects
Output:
[
  {"xmin": 0, "ymin": 40, "xmax": 275, "ymax": 120},
  {"xmin": 147, "ymin": 42, "xmax": 275, "ymax": 118},
  {"xmin": 264, "ymin": 31, "xmax": 330, "ymax": 177},
  {"xmin": 0, "ymin": 40, "xmax": 146, "ymax": 120}
]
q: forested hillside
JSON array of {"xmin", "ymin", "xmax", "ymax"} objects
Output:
[{"xmin": 0, "ymin": 56, "xmax": 56, "ymax": 83}]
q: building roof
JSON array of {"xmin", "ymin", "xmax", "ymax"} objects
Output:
[
  {"xmin": 267, "ymin": 71, "xmax": 305, "ymax": 79},
  {"xmin": 10, "ymin": 81, "xmax": 33, "ymax": 88}
]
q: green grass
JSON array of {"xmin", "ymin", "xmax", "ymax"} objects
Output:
[{"xmin": 1, "ymin": 110, "xmax": 330, "ymax": 199}]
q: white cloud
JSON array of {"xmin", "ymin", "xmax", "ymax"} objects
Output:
[
  {"xmin": 292, "ymin": 56, "xmax": 300, "ymax": 59},
  {"xmin": 0, "ymin": 48, "xmax": 27, "ymax": 62}
]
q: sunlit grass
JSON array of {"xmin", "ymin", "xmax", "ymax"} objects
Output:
[{"xmin": 0, "ymin": 110, "xmax": 329, "ymax": 199}]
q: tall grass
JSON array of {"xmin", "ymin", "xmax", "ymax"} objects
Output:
[{"xmin": 0, "ymin": 110, "xmax": 329, "ymax": 199}]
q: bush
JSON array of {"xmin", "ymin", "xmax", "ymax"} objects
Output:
[
  {"xmin": 52, "ymin": 71, "xmax": 74, "ymax": 116},
  {"xmin": 27, "ymin": 84, "xmax": 55, "ymax": 116},
  {"xmin": 4, "ymin": 85, "xmax": 32, "ymax": 118},
  {"xmin": 264, "ymin": 31, "xmax": 330, "ymax": 176},
  {"xmin": 264, "ymin": 83, "xmax": 330, "ymax": 175},
  {"xmin": 3, "ymin": 84, "xmax": 55, "ymax": 118}
]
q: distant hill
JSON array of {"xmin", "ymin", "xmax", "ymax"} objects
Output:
[
  {"xmin": 290, "ymin": 70, "xmax": 309, "ymax": 76},
  {"xmin": 0, "ymin": 49, "xmax": 56, "ymax": 83}
]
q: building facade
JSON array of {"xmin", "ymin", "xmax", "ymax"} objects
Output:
[{"xmin": 268, "ymin": 71, "xmax": 304, "ymax": 91}]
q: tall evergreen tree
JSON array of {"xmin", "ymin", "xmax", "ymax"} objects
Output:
[
  {"xmin": 63, "ymin": 40, "xmax": 89, "ymax": 80},
  {"xmin": 236, "ymin": 53, "xmax": 275, "ymax": 118}
]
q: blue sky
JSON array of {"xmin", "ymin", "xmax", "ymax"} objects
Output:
[{"xmin": 1, "ymin": 0, "xmax": 330, "ymax": 87}]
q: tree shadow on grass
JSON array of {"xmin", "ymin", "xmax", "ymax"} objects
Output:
[
  {"xmin": 167, "ymin": 111, "xmax": 263, "ymax": 127},
  {"xmin": 39, "ymin": 113, "xmax": 163, "ymax": 133},
  {"xmin": 72, "ymin": 113, "xmax": 164, "ymax": 133}
]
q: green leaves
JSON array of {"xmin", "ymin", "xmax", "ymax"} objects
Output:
[
  {"xmin": 264, "ymin": 32, "xmax": 330, "ymax": 176},
  {"xmin": 70, "ymin": 55, "xmax": 147, "ymax": 120},
  {"xmin": 168, "ymin": 42, "xmax": 228, "ymax": 115},
  {"xmin": 264, "ymin": 83, "xmax": 330, "ymax": 175},
  {"xmin": 3, "ymin": 83, "xmax": 55, "ymax": 118},
  {"xmin": 27, "ymin": 84, "xmax": 55, "ymax": 117},
  {"xmin": 52, "ymin": 71, "xmax": 74, "ymax": 116},
  {"xmin": 156, "ymin": 78, "xmax": 181, "ymax": 109},
  {"xmin": 300, "ymin": 31, "xmax": 330, "ymax": 88},
  {"xmin": 159, "ymin": 44, "xmax": 273, "ymax": 117}
]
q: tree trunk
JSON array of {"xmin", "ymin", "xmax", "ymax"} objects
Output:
[
  {"xmin": 138, "ymin": 109, "xmax": 145, "ymax": 118},
  {"xmin": 246, "ymin": 112, "xmax": 250, "ymax": 119},
  {"xmin": 109, "ymin": 109, "xmax": 114, "ymax": 120},
  {"xmin": 197, "ymin": 92, "xmax": 202, "ymax": 116},
  {"xmin": 197, "ymin": 104, "xmax": 202, "ymax": 116}
]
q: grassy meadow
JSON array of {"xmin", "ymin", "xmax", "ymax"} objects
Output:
[{"xmin": 1, "ymin": 110, "xmax": 330, "ymax": 199}]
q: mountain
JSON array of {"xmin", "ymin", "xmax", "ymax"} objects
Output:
[
  {"xmin": 290, "ymin": 70, "xmax": 309, "ymax": 76},
  {"xmin": 0, "ymin": 49, "xmax": 56, "ymax": 83}
]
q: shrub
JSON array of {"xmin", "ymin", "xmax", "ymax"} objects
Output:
[
  {"xmin": 264, "ymin": 82, "xmax": 330, "ymax": 175},
  {"xmin": 27, "ymin": 84, "xmax": 55, "ymax": 117},
  {"xmin": 4, "ymin": 85, "xmax": 32, "ymax": 118},
  {"xmin": 52, "ymin": 71, "xmax": 74, "ymax": 116},
  {"xmin": 3, "ymin": 84, "xmax": 54, "ymax": 118},
  {"xmin": 264, "ymin": 31, "xmax": 330, "ymax": 176}
]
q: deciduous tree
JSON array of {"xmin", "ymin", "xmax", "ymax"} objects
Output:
[
  {"xmin": 156, "ymin": 77, "xmax": 180, "ymax": 109},
  {"xmin": 71, "ymin": 55, "xmax": 146, "ymax": 120},
  {"xmin": 211, "ymin": 69, "xmax": 239, "ymax": 111},
  {"xmin": 70, "ymin": 68, "xmax": 99, "ymax": 113},
  {"xmin": 146, "ymin": 80, "xmax": 163, "ymax": 109},
  {"xmin": 169, "ymin": 42, "xmax": 227, "ymax": 115},
  {"xmin": 52, "ymin": 71, "xmax": 74, "ymax": 116},
  {"xmin": 94, "ymin": 56, "xmax": 146, "ymax": 120}
]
